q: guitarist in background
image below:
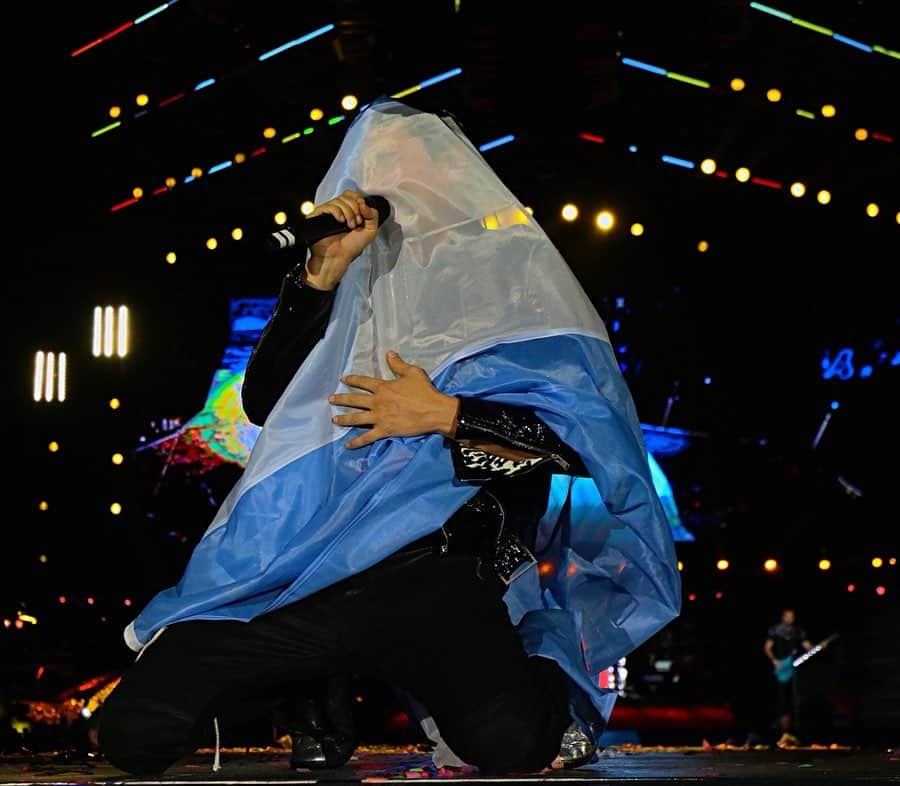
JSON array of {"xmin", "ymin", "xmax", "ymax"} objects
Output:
[{"xmin": 764, "ymin": 608, "xmax": 814, "ymax": 746}]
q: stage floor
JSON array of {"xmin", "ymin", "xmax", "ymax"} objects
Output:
[{"xmin": 0, "ymin": 744, "xmax": 897, "ymax": 786}]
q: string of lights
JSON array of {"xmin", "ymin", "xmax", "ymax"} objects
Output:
[
  {"xmin": 4, "ymin": 554, "xmax": 894, "ymax": 630},
  {"xmin": 90, "ymin": 23, "xmax": 336, "ymax": 138},
  {"xmin": 620, "ymin": 56, "xmax": 895, "ymax": 146},
  {"xmin": 157, "ymin": 130, "xmax": 514, "ymax": 262},
  {"xmin": 748, "ymin": 2, "xmax": 900, "ymax": 60},
  {"xmin": 71, "ymin": 0, "xmax": 181, "ymax": 58},
  {"xmin": 108, "ymin": 68, "xmax": 464, "ymax": 212},
  {"xmin": 576, "ymin": 132, "xmax": 899, "ymax": 225},
  {"xmin": 157, "ymin": 123, "xmax": 899, "ymax": 263}
]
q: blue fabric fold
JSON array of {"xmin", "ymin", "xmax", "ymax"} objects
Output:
[{"xmin": 128, "ymin": 332, "xmax": 680, "ymax": 737}]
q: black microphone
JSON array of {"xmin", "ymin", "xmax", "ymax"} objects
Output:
[{"xmin": 266, "ymin": 195, "xmax": 391, "ymax": 252}]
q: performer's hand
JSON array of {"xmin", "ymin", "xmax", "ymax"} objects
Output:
[
  {"xmin": 303, "ymin": 189, "xmax": 380, "ymax": 291},
  {"xmin": 330, "ymin": 351, "xmax": 460, "ymax": 449}
]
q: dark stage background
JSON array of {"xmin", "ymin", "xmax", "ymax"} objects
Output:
[{"xmin": 3, "ymin": 0, "xmax": 898, "ymax": 753}]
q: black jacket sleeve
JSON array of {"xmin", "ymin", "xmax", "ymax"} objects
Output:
[
  {"xmin": 241, "ymin": 269, "xmax": 337, "ymax": 426},
  {"xmin": 449, "ymin": 396, "xmax": 590, "ymax": 481}
]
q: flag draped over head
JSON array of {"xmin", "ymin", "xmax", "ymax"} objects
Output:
[{"xmin": 126, "ymin": 98, "xmax": 680, "ymax": 738}]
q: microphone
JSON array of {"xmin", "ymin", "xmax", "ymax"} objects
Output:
[{"xmin": 267, "ymin": 195, "xmax": 391, "ymax": 252}]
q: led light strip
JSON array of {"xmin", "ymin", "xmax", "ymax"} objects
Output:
[
  {"xmin": 109, "ymin": 68, "xmax": 464, "ymax": 212},
  {"xmin": 621, "ymin": 55, "xmax": 895, "ymax": 144},
  {"xmin": 578, "ymin": 132, "xmax": 898, "ymax": 223},
  {"xmin": 749, "ymin": 2, "xmax": 900, "ymax": 59},
  {"xmin": 90, "ymin": 24, "xmax": 335, "ymax": 138},
  {"xmin": 71, "ymin": 1, "xmax": 180, "ymax": 58}
]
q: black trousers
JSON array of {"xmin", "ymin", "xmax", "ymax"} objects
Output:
[
  {"xmin": 100, "ymin": 549, "xmax": 572, "ymax": 775},
  {"xmin": 775, "ymin": 676, "xmax": 798, "ymax": 729}
]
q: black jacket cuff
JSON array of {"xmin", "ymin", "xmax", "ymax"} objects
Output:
[{"xmin": 452, "ymin": 396, "xmax": 588, "ymax": 479}]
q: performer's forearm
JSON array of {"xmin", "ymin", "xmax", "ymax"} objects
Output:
[{"xmin": 242, "ymin": 268, "xmax": 336, "ymax": 426}]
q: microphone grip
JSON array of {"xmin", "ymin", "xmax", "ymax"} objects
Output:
[{"xmin": 267, "ymin": 195, "xmax": 391, "ymax": 252}]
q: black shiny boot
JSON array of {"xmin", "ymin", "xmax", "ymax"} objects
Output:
[{"xmin": 277, "ymin": 676, "xmax": 357, "ymax": 769}]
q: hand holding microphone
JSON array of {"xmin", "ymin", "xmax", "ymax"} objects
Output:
[{"xmin": 270, "ymin": 190, "xmax": 390, "ymax": 291}]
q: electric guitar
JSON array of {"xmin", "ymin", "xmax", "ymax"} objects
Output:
[{"xmin": 774, "ymin": 633, "xmax": 838, "ymax": 683}]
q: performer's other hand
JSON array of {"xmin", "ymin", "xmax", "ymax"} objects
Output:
[
  {"xmin": 304, "ymin": 189, "xmax": 380, "ymax": 290},
  {"xmin": 330, "ymin": 351, "xmax": 460, "ymax": 449}
]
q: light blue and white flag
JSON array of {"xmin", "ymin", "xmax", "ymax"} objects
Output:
[{"xmin": 126, "ymin": 98, "xmax": 680, "ymax": 736}]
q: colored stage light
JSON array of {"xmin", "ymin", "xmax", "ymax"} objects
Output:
[
  {"xmin": 716, "ymin": 559, "xmax": 729, "ymax": 570},
  {"xmin": 48, "ymin": 442, "xmax": 59, "ymax": 453},
  {"xmin": 39, "ymin": 501, "xmax": 49, "ymax": 511},
  {"xmin": 667, "ymin": 71, "xmax": 709, "ymax": 89},
  {"xmin": 109, "ymin": 398, "xmax": 121, "ymax": 410},
  {"xmin": 263, "ymin": 127, "xmax": 277, "ymax": 139},
  {"xmin": 136, "ymin": 94, "xmax": 149, "ymax": 106},
  {"xmin": 661, "ymin": 155, "xmax": 694, "ymax": 169},
  {"xmin": 109, "ymin": 106, "xmax": 121, "ymax": 118},
  {"xmin": 561, "ymin": 204, "xmax": 578, "ymax": 221},
  {"xmin": 234, "ymin": 153, "xmax": 246, "ymax": 164},
  {"xmin": 91, "ymin": 121, "xmax": 121, "ymax": 138},
  {"xmin": 821, "ymin": 104, "xmax": 836, "ymax": 118},
  {"xmin": 855, "ymin": 128, "xmax": 868, "ymax": 141},
  {"xmin": 478, "ymin": 134, "xmax": 515, "ymax": 152},
  {"xmin": 872, "ymin": 557, "xmax": 883, "ymax": 568},
  {"xmin": 166, "ymin": 252, "xmax": 176, "ymax": 265},
  {"xmin": 341, "ymin": 95, "xmax": 358, "ymax": 111},
  {"xmin": 697, "ymin": 240, "xmax": 709, "ymax": 252},
  {"xmin": 865, "ymin": 203, "xmax": 879, "ymax": 218},
  {"xmin": 231, "ymin": 227, "xmax": 243, "ymax": 240},
  {"xmin": 391, "ymin": 67, "xmax": 463, "ymax": 99},
  {"xmin": 735, "ymin": 167, "xmax": 751, "ymax": 182},
  {"xmin": 310, "ymin": 108, "xmax": 324, "ymax": 121},
  {"xmin": 206, "ymin": 237, "xmax": 218, "ymax": 250},
  {"xmin": 274, "ymin": 211, "xmax": 287, "ymax": 225},
  {"xmin": 819, "ymin": 559, "xmax": 831, "ymax": 570},
  {"xmin": 790, "ymin": 182, "xmax": 806, "ymax": 197},
  {"xmin": 301, "ymin": 201, "xmax": 315, "ymax": 215},
  {"xmin": 766, "ymin": 88, "xmax": 782, "ymax": 102},
  {"xmin": 764, "ymin": 559, "xmax": 778, "ymax": 572},
  {"xmin": 622, "ymin": 57, "xmax": 666, "ymax": 75},
  {"xmin": 110, "ymin": 503, "xmax": 122, "ymax": 515},
  {"xmin": 595, "ymin": 211, "xmax": 614, "ymax": 231},
  {"xmin": 730, "ymin": 78, "xmax": 745, "ymax": 91},
  {"xmin": 258, "ymin": 24, "xmax": 335, "ymax": 62},
  {"xmin": 750, "ymin": 3, "xmax": 896, "ymax": 58},
  {"xmin": 817, "ymin": 189, "xmax": 831, "ymax": 204},
  {"xmin": 191, "ymin": 167, "xmax": 203, "ymax": 178},
  {"xmin": 700, "ymin": 158, "xmax": 716, "ymax": 174},
  {"xmin": 630, "ymin": 223, "xmax": 644, "ymax": 236},
  {"xmin": 112, "ymin": 453, "xmax": 124, "ymax": 465}
]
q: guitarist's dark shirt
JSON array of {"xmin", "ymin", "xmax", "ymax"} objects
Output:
[{"xmin": 767, "ymin": 623, "xmax": 807, "ymax": 660}]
